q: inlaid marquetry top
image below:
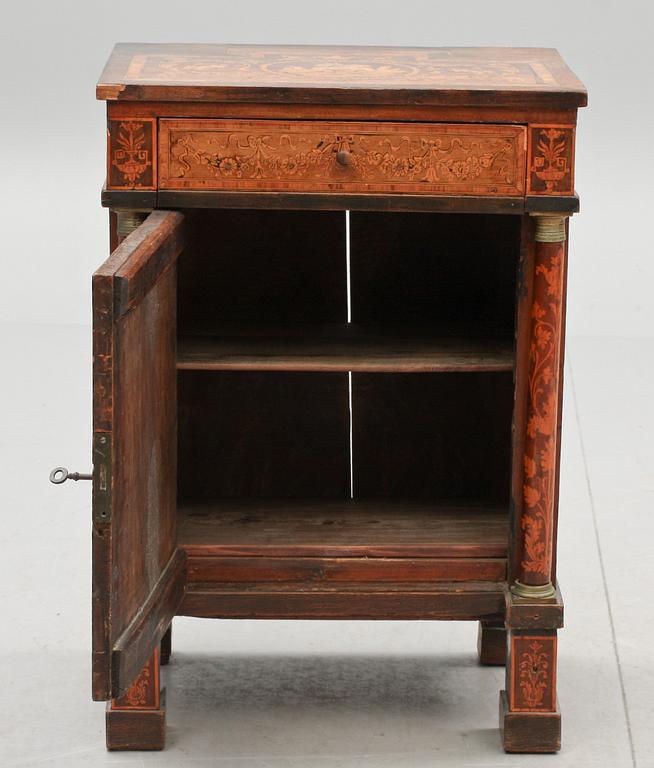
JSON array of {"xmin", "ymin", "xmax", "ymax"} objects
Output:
[{"xmin": 97, "ymin": 44, "xmax": 587, "ymax": 108}]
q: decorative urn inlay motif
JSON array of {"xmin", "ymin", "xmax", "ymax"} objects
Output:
[
  {"xmin": 108, "ymin": 119, "xmax": 156, "ymax": 189},
  {"xmin": 528, "ymin": 125, "xmax": 574, "ymax": 195},
  {"xmin": 511, "ymin": 635, "xmax": 556, "ymax": 712}
]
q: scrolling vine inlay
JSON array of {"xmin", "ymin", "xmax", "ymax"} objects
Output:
[
  {"xmin": 158, "ymin": 119, "xmax": 526, "ymax": 195},
  {"xmin": 112, "ymin": 652, "xmax": 160, "ymax": 710},
  {"xmin": 521, "ymin": 240, "xmax": 564, "ymax": 579}
]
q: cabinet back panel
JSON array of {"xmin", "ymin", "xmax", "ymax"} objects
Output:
[
  {"xmin": 350, "ymin": 212, "xmax": 518, "ymax": 332},
  {"xmin": 178, "ymin": 210, "xmax": 347, "ymax": 330},
  {"xmin": 178, "ymin": 371, "xmax": 350, "ymax": 499},
  {"xmin": 352, "ymin": 372, "xmax": 513, "ymax": 502}
]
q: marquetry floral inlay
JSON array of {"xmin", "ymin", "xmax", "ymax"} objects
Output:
[
  {"xmin": 120, "ymin": 663, "xmax": 151, "ymax": 707},
  {"xmin": 521, "ymin": 246, "xmax": 563, "ymax": 576},
  {"xmin": 518, "ymin": 641, "xmax": 550, "ymax": 707},
  {"xmin": 111, "ymin": 121, "xmax": 152, "ymax": 184},
  {"xmin": 127, "ymin": 50, "xmax": 548, "ymax": 87},
  {"xmin": 528, "ymin": 127, "xmax": 573, "ymax": 194},
  {"xmin": 161, "ymin": 123, "xmax": 526, "ymax": 194}
]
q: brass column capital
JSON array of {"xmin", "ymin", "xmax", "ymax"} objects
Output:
[
  {"xmin": 114, "ymin": 209, "xmax": 151, "ymax": 241},
  {"xmin": 532, "ymin": 214, "xmax": 568, "ymax": 244}
]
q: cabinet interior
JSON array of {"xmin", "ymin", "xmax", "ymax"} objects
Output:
[{"xmin": 175, "ymin": 209, "xmax": 520, "ymax": 563}]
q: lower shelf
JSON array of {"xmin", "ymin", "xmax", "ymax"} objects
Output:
[
  {"xmin": 176, "ymin": 500, "xmax": 508, "ymax": 620},
  {"xmin": 177, "ymin": 499, "xmax": 508, "ymax": 559}
]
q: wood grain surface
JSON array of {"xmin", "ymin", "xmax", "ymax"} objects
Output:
[
  {"xmin": 92, "ymin": 212, "xmax": 184, "ymax": 701},
  {"xmin": 97, "ymin": 44, "xmax": 587, "ymax": 108},
  {"xmin": 180, "ymin": 580, "xmax": 506, "ymax": 620},
  {"xmin": 158, "ymin": 119, "xmax": 526, "ymax": 196},
  {"xmin": 176, "ymin": 324, "xmax": 515, "ymax": 373},
  {"xmin": 177, "ymin": 500, "xmax": 508, "ymax": 558}
]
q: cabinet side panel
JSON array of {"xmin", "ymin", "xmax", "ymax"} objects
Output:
[{"xmin": 111, "ymin": 266, "xmax": 177, "ymax": 647}]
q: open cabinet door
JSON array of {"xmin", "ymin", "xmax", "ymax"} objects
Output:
[{"xmin": 92, "ymin": 211, "xmax": 187, "ymax": 700}]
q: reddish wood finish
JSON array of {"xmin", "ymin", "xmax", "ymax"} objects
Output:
[
  {"xmin": 181, "ymin": 581, "xmax": 505, "ymax": 621},
  {"xmin": 507, "ymin": 631, "xmax": 557, "ymax": 712},
  {"xmin": 505, "ymin": 582, "xmax": 564, "ymax": 630},
  {"xmin": 177, "ymin": 325, "xmax": 514, "ymax": 373},
  {"xmin": 97, "ymin": 44, "xmax": 587, "ymax": 108},
  {"xmin": 177, "ymin": 500, "xmax": 508, "ymax": 559},
  {"xmin": 186, "ymin": 555, "xmax": 506, "ymax": 583},
  {"xmin": 108, "ymin": 99, "xmax": 578, "ymax": 125},
  {"xmin": 92, "ymin": 211, "xmax": 184, "ymax": 700},
  {"xmin": 500, "ymin": 690, "xmax": 560, "ymax": 753},
  {"xmin": 111, "ymin": 549, "xmax": 185, "ymax": 697},
  {"xmin": 478, "ymin": 621, "xmax": 507, "ymax": 666},
  {"xmin": 500, "ymin": 629, "xmax": 560, "ymax": 750},
  {"xmin": 112, "ymin": 650, "xmax": 160, "ymax": 711},
  {"xmin": 516, "ymin": 237, "xmax": 566, "ymax": 589},
  {"xmin": 527, "ymin": 125, "xmax": 575, "ymax": 195},
  {"xmin": 157, "ymin": 119, "xmax": 526, "ymax": 196},
  {"xmin": 107, "ymin": 119, "xmax": 156, "ymax": 190},
  {"xmin": 107, "ymin": 651, "xmax": 165, "ymax": 751},
  {"xmin": 92, "ymin": 44, "xmax": 586, "ymax": 753}
]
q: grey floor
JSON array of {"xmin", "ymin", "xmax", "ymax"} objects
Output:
[{"xmin": 1, "ymin": 325, "xmax": 651, "ymax": 767}]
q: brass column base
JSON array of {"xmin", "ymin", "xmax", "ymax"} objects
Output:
[{"xmin": 510, "ymin": 580, "xmax": 556, "ymax": 599}]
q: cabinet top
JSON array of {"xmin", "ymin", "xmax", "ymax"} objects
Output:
[{"xmin": 97, "ymin": 43, "xmax": 587, "ymax": 109}]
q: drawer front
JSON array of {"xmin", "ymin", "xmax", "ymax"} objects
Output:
[{"xmin": 158, "ymin": 119, "xmax": 527, "ymax": 196}]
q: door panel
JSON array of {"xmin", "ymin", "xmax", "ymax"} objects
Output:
[{"xmin": 92, "ymin": 211, "xmax": 185, "ymax": 700}]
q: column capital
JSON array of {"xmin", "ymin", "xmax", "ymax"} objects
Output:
[
  {"xmin": 114, "ymin": 209, "xmax": 151, "ymax": 241},
  {"xmin": 531, "ymin": 214, "xmax": 568, "ymax": 244}
]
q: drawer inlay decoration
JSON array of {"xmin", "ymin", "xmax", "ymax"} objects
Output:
[
  {"xmin": 107, "ymin": 118, "xmax": 156, "ymax": 189},
  {"xmin": 159, "ymin": 120, "xmax": 527, "ymax": 195},
  {"xmin": 527, "ymin": 125, "xmax": 574, "ymax": 195}
]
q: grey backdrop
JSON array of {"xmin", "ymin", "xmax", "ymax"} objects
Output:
[
  {"xmin": 1, "ymin": 2, "xmax": 653, "ymax": 766},
  {"xmin": 1, "ymin": 0, "xmax": 652, "ymax": 337}
]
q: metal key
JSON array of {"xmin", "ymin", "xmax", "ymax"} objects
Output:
[{"xmin": 49, "ymin": 467, "xmax": 92, "ymax": 484}]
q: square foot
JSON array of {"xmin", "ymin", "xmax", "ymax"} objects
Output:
[
  {"xmin": 477, "ymin": 622, "xmax": 506, "ymax": 666},
  {"xmin": 106, "ymin": 690, "xmax": 166, "ymax": 751},
  {"xmin": 499, "ymin": 690, "xmax": 561, "ymax": 753}
]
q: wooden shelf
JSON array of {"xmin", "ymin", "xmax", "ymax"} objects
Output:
[
  {"xmin": 177, "ymin": 499, "xmax": 508, "ymax": 558},
  {"xmin": 177, "ymin": 324, "xmax": 514, "ymax": 373}
]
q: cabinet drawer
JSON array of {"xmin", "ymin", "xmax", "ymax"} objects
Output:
[{"xmin": 158, "ymin": 119, "xmax": 527, "ymax": 196}]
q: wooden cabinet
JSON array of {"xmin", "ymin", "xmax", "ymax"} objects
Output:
[{"xmin": 92, "ymin": 43, "xmax": 586, "ymax": 753}]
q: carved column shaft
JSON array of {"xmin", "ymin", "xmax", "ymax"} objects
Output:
[{"xmin": 512, "ymin": 215, "xmax": 567, "ymax": 599}]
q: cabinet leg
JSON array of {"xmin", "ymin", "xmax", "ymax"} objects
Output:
[
  {"xmin": 477, "ymin": 621, "xmax": 506, "ymax": 666},
  {"xmin": 499, "ymin": 629, "xmax": 560, "ymax": 753},
  {"xmin": 160, "ymin": 624, "xmax": 172, "ymax": 666},
  {"xmin": 106, "ymin": 649, "xmax": 166, "ymax": 751}
]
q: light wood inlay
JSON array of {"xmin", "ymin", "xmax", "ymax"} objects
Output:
[{"xmin": 159, "ymin": 119, "xmax": 526, "ymax": 196}]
